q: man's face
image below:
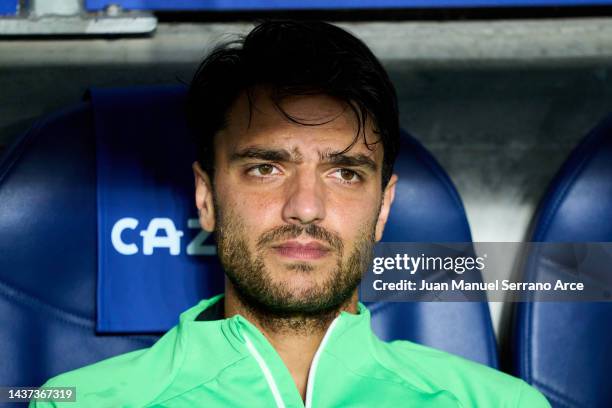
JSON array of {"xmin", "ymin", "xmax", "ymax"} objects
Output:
[{"xmin": 195, "ymin": 88, "xmax": 396, "ymax": 316}]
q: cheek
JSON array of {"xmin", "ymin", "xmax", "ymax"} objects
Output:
[
  {"xmin": 326, "ymin": 195, "xmax": 380, "ymax": 239},
  {"xmin": 215, "ymin": 182, "xmax": 282, "ymax": 230},
  {"xmin": 243, "ymin": 197, "xmax": 277, "ymax": 226}
]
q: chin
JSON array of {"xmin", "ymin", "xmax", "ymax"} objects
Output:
[{"xmin": 276, "ymin": 276, "xmax": 324, "ymax": 295}]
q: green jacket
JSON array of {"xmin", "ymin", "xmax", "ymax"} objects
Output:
[{"xmin": 32, "ymin": 295, "xmax": 549, "ymax": 407}]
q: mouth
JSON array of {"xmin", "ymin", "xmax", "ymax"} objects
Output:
[{"xmin": 271, "ymin": 240, "xmax": 331, "ymax": 260}]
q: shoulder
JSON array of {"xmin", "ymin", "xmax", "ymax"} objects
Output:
[
  {"xmin": 373, "ymin": 338, "xmax": 550, "ymax": 408},
  {"xmin": 37, "ymin": 327, "xmax": 180, "ymax": 408}
]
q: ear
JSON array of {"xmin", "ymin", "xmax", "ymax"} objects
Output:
[
  {"xmin": 193, "ymin": 162, "xmax": 215, "ymax": 232},
  {"xmin": 374, "ymin": 174, "xmax": 398, "ymax": 242}
]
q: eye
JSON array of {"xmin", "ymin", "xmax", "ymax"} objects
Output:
[
  {"xmin": 247, "ymin": 164, "xmax": 281, "ymax": 177},
  {"xmin": 330, "ymin": 168, "xmax": 361, "ymax": 184}
]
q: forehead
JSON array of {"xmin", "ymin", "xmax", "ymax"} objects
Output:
[{"xmin": 215, "ymin": 88, "xmax": 383, "ymax": 160}]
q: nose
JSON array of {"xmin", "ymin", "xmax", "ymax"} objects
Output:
[{"xmin": 281, "ymin": 169, "xmax": 326, "ymax": 225}]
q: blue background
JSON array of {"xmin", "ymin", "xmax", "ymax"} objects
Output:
[
  {"xmin": 0, "ymin": 0, "xmax": 17, "ymax": 15},
  {"xmin": 84, "ymin": 0, "xmax": 612, "ymax": 11}
]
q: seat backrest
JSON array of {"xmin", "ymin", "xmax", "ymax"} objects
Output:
[
  {"xmin": 0, "ymin": 102, "xmax": 160, "ymax": 388},
  {"xmin": 512, "ymin": 114, "xmax": 612, "ymax": 407},
  {"xmin": 371, "ymin": 130, "xmax": 497, "ymax": 368},
  {"xmin": 0, "ymin": 85, "xmax": 497, "ymax": 387}
]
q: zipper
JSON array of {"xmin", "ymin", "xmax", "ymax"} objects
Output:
[
  {"xmin": 243, "ymin": 316, "xmax": 340, "ymax": 408},
  {"xmin": 304, "ymin": 316, "xmax": 340, "ymax": 408},
  {"xmin": 243, "ymin": 333, "xmax": 287, "ymax": 408}
]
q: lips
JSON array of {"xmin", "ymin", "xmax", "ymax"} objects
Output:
[{"xmin": 272, "ymin": 240, "xmax": 331, "ymax": 260}]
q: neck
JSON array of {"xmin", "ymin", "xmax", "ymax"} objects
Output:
[{"xmin": 224, "ymin": 282, "xmax": 359, "ymax": 401}]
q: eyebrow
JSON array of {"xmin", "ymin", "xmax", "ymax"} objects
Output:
[
  {"xmin": 319, "ymin": 150, "xmax": 378, "ymax": 172},
  {"xmin": 230, "ymin": 147, "xmax": 302, "ymax": 163},
  {"xmin": 230, "ymin": 146, "xmax": 378, "ymax": 172}
]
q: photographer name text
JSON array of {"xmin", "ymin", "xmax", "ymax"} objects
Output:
[{"xmin": 372, "ymin": 279, "xmax": 584, "ymax": 292}]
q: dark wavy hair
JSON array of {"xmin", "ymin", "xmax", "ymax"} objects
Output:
[{"xmin": 187, "ymin": 20, "xmax": 400, "ymax": 188}]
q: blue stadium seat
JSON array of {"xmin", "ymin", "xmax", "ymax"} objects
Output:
[
  {"xmin": 370, "ymin": 129, "xmax": 497, "ymax": 368},
  {"xmin": 512, "ymin": 114, "xmax": 612, "ymax": 407},
  {"xmin": 0, "ymin": 85, "xmax": 497, "ymax": 388}
]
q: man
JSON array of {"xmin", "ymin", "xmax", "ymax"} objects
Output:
[{"xmin": 33, "ymin": 21, "xmax": 549, "ymax": 407}]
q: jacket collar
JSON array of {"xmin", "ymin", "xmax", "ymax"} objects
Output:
[{"xmin": 164, "ymin": 294, "xmax": 374, "ymax": 400}]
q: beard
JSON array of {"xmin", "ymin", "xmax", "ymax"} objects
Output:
[{"xmin": 214, "ymin": 199, "xmax": 378, "ymax": 328}]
